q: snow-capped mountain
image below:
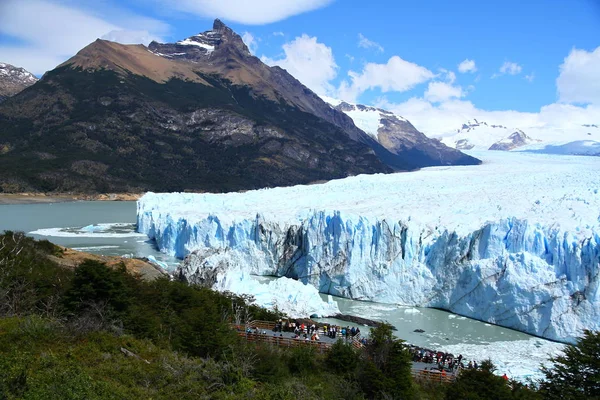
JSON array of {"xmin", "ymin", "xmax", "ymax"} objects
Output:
[
  {"xmin": 0, "ymin": 62, "xmax": 37, "ymax": 103},
  {"xmin": 440, "ymin": 119, "xmax": 523, "ymax": 150},
  {"xmin": 137, "ymin": 150, "xmax": 600, "ymax": 343},
  {"xmin": 489, "ymin": 130, "xmax": 539, "ymax": 151},
  {"xmin": 321, "ymin": 96, "xmax": 479, "ymax": 167},
  {"xmin": 438, "ymin": 119, "xmax": 599, "ymax": 154}
]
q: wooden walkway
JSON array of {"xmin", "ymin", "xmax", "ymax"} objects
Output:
[
  {"xmin": 234, "ymin": 320, "xmax": 456, "ymax": 383},
  {"xmin": 411, "ymin": 369, "xmax": 456, "ymax": 384},
  {"xmin": 237, "ymin": 331, "xmax": 332, "ymax": 353},
  {"xmin": 233, "ymin": 320, "xmax": 363, "ymax": 352}
]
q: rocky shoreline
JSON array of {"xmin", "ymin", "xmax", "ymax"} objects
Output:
[
  {"xmin": 50, "ymin": 246, "xmax": 167, "ymax": 281},
  {"xmin": 0, "ymin": 193, "xmax": 142, "ymax": 205}
]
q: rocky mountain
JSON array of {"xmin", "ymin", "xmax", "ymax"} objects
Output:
[
  {"xmin": 0, "ymin": 63, "xmax": 37, "ymax": 103},
  {"xmin": 0, "ymin": 20, "xmax": 478, "ymax": 194},
  {"xmin": 489, "ymin": 130, "xmax": 538, "ymax": 151},
  {"xmin": 323, "ymin": 98, "xmax": 479, "ymax": 167}
]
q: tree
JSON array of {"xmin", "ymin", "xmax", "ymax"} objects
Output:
[
  {"xmin": 539, "ymin": 330, "xmax": 600, "ymax": 400},
  {"xmin": 445, "ymin": 359, "xmax": 514, "ymax": 400},
  {"xmin": 64, "ymin": 260, "xmax": 134, "ymax": 315},
  {"xmin": 327, "ymin": 340, "xmax": 360, "ymax": 375},
  {"xmin": 359, "ymin": 323, "xmax": 414, "ymax": 399}
]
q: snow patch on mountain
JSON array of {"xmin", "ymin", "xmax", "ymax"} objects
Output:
[
  {"xmin": 177, "ymin": 38, "xmax": 215, "ymax": 53},
  {"xmin": 137, "ymin": 151, "xmax": 600, "ymax": 342},
  {"xmin": 438, "ymin": 119, "xmax": 598, "ymax": 153},
  {"xmin": 321, "ymin": 97, "xmax": 408, "ymax": 140}
]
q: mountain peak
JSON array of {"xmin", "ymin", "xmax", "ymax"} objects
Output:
[
  {"xmin": 0, "ymin": 62, "xmax": 38, "ymax": 103},
  {"xmin": 148, "ymin": 19, "xmax": 250, "ymax": 62},
  {"xmin": 213, "ymin": 18, "xmax": 227, "ymax": 32}
]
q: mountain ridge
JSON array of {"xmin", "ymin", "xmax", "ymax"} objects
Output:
[{"xmin": 0, "ymin": 19, "xmax": 478, "ymax": 194}]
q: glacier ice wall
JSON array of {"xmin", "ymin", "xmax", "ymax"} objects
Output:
[
  {"xmin": 138, "ymin": 207, "xmax": 599, "ymax": 342},
  {"xmin": 137, "ymin": 152, "xmax": 600, "ymax": 343}
]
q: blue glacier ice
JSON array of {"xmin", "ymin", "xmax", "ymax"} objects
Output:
[{"xmin": 137, "ymin": 151, "xmax": 600, "ymax": 343}]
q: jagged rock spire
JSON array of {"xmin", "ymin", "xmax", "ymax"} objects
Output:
[{"xmin": 213, "ymin": 18, "xmax": 226, "ymax": 31}]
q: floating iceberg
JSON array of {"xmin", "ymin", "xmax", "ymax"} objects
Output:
[{"xmin": 137, "ymin": 151, "xmax": 600, "ymax": 342}]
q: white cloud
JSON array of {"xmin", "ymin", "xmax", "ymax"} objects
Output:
[
  {"xmin": 101, "ymin": 30, "xmax": 163, "ymax": 45},
  {"xmin": 524, "ymin": 73, "xmax": 535, "ymax": 83},
  {"xmin": 457, "ymin": 59, "xmax": 477, "ymax": 73},
  {"xmin": 273, "ymin": 31, "xmax": 285, "ymax": 37},
  {"xmin": 262, "ymin": 34, "xmax": 337, "ymax": 96},
  {"xmin": 500, "ymin": 61, "xmax": 522, "ymax": 75},
  {"xmin": 377, "ymin": 95, "xmax": 600, "ymax": 141},
  {"xmin": 0, "ymin": 0, "xmax": 168, "ymax": 75},
  {"xmin": 153, "ymin": 0, "xmax": 334, "ymax": 24},
  {"xmin": 357, "ymin": 33, "xmax": 384, "ymax": 53},
  {"xmin": 338, "ymin": 56, "xmax": 435, "ymax": 103},
  {"xmin": 424, "ymin": 81, "xmax": 464, "ymax": 103},
  {"xmin": 242, "ymin": 31, "xmax": 258, "ymax": 54},
  {"xmin": 492, "ymin": 61, "xmax": 522, "ymax": 78},
  {"xmin": 556, "ymin": 46, "xmax": 600, "ymax": 105},
  {"xmin": 439, "ymin": 68, "xmax": 456, "ymax": 84}
]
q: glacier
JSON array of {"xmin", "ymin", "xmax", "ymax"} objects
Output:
[{"xmin": 137, "ymin": 151, "xmax": 600, "ymax": 343}]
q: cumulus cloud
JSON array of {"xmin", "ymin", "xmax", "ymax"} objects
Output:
[
  {"xmin": 500, "ymin": 61, "xmax": 522, "ymax": 75},
  {"xmin": 556, "ymin": 46, "xmax": 600, "ymax": 105},
  {"xmin": 438, "ymin": 68, "xmax": 456, "ymax": 84},
  {"xmin": 262, "ymin": 34, "xmax": 337, "ymax": 96},
  {"xmin": 0, "ymin": 0, "xmax": 168, "ymax": 75},
  {"xmin": 424, "ymin": 81, "xmax": 464, "ymax": 103},
  {"xmin": 357, "ymin": 33, "xmax": 384, "ymax": 52},
  {"xmin": 525, "ymin": 73, "xmax": 535, "ymax": 83},
  {"xmin": 457, "ymin": 59, "xmax": 477, "ymax": 73},
  {"xmin": 153, "ymin": 0, "xmax": 334, "ymax": 24},
  {"xmin": 242, "ymin": 32, "xmax": 258, "ymax": 54},
  {"xmin": 338, "ymin": 56, "xmax": 435, "ymax": 102},
  {"xmin": 372, "ymin": 46, "xmax": 600, "ymax": 140},
  {"xmin": 492, "ymin": 61, "xmax": 522, "ymax": 78},
  {"xmin": 377, "ymin": 95, "xmax": 600, "ymax": 140}
]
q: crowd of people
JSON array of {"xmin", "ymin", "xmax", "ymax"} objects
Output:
[
  {"xmin": 408, "ymin": 345, "xmax": 468, "ymax": 373},
  {"xmin": 245, "ymin": 319, "xmax": 362, "ymax": 343}
]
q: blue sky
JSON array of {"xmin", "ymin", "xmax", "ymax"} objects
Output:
[{"xmin": 0, "ymin": 0, "xmax": 599, "ymax": 135}]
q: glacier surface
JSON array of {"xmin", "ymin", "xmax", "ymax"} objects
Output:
[{"xmin": 137, "ymin": 151, "xmax": 600, "ymax": 343}]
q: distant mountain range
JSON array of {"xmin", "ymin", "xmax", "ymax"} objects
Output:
[
  {"xmin": 0, "ymin": 20, "xmax": 478, "ymax": 194},
  {"xmin": 0, "ymin": 63, "xmax": 37, "ymax": 103},
  {"xmin": 438, "ymin": 118, "xmax": 599, "ymax": 154}
]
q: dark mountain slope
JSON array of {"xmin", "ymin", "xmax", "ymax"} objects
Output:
[{"xmin": 0, "ymin": 63, "xmax": 389, "ymax": 193}]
